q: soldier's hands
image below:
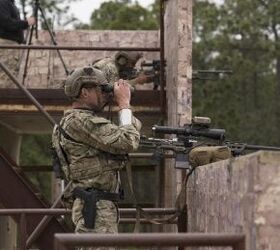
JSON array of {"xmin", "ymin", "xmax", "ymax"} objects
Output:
[
  {"xmin": 27, "ymin": 17, "xmax": 36, "ymax": 26},
  {"xmin": 114, "ymin": 79, "xmax": 131, "ymax": 110},
  {"xmin": 135, "ymin": 72, "xmax": 154, "ymax": 84}
]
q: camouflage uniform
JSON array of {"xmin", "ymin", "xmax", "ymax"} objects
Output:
[
  {"xmin": 93, "ymin": 57, "xmax": 120, "ymax": 84},
  {"xmin": 52, "ymin": 104, "xmax": 141, "ymax": 249},
  {"xmin": 0, "ymin": 38, "xmax": 20, "ymax": 88},
  {"xmin": 93, "ymin": 51, "xmax": 143, "ymax": 86}
]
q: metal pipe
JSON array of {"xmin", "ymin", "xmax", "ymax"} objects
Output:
[
  {"xmin": 26, "ymin": 181, "xmax": 72, "ymax": 248},
  {"xmin": 38, "ymin": 5, "xmax": 69, "ymax": 75},
  {"xmin": 0, "ymin": 45, "xmax": 160, "ymax": 51},
  {"xmin": 159, "ymin": 0, "xmax": 166, "ymax": 117},
  {"xmin": 0, "ymin": 207, "xmax": 178, "ymax": 226},
  {"xmin": 0, "ymin": 62, "xmax": 56, "ymax": 127},
  {"xmin": 19, "ymin": 213, "xmax": 27, "ymax": 250},
  {"xmin": 54, "ymin": 233, "xmax": 246, "ymax": 249},
  {"xmin": 0, "ymin": 207, "xmax": 176, "ymax": 216},
  {"xmin": 21, "ymin": 163, "xmax": 151, "ymax": 172},
  {"xmin": 119, "ymin": 218, "xmax": 176, "ymax": 224},
  {"xmin": 0, "ymin": 209, "xmax": 71, "ymax": 215},
  {"xmin": 158, "ymin": 0, "xmax": 167, "ymax": 210},
  {"xmin": 121, "ymin": 207, "xmax": 176, "ymax": 215},
  {"xmin": 21, "ymin": 25, "xmax": 34, "ymax": 85},
  {"xmin": 130, "ymin": 152, "xmax": 174, "ymax": 158}
]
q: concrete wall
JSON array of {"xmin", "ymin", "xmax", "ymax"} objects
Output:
[
  {"xmin": 12, "ymin": 30, "xmax": 159, "ymax": 89},
  {"xmin": 187, "ymin": 151, "xmax": 280, "ymax": 250}
]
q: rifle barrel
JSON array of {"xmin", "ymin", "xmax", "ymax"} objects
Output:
[
  {"xmin": 226, "ymin": 142, "xmax": 280, "ymax": 156},
  {"xmin": 244, "ymin": 144, "xmax": 280, "ymax": 151},
  {"xmin": 194, "ymin": 70, "xmax": 233, "ymax": 74}
]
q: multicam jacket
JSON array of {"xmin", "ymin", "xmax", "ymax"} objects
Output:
[
  {"xmin": 93, "ymin": 57, "xmax": 140, "ymax": 87},
  {"xmin": 52, "ymin": 108, "xmax": 141, "ymax": 192},
  {"xmin": 93, "ymin": 57, "xmax": 119, "ymax": 84}
]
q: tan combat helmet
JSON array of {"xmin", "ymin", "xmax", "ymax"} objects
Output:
[
  {"xmin": 64, "ymin": 66, "xmax": 108, "ymax": 98},
  {"xmin": 115, "ymin": 51, "xmax": 143, "ymax": 67}
]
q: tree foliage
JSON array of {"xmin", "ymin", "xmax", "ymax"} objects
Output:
[
  {"xmin": 17, "ymin": 0, "xmax": 80, "ymax": 27},
  {"xmin": 76, "ymin": 0, "xmax": 159, "ymax": 30},
  {"xmin": 193, "ymin": 0, "xmax": 280, "ymax": 145},
  {"xmin": 20, "ymin": 134, "xmax": 52, "ymax": 200}
]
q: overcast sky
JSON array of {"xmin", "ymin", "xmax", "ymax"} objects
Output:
[{"xmin": 69, "ymin": 0, "xmax": 155, "ymax": 24}]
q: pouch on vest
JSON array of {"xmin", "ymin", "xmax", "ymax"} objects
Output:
[
  {"xmin": 52, "ymin": 124, "xmax": 70, "ymax": 181},
  {"xmin": 50, "ymin": 146, "xmax": 64, "ymax": 179}
]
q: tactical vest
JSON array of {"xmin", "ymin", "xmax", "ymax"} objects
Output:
[
  {"xmin": 52, "ymin": 110, "xmax": 127, "ymax": 182},
  {"xmin": 93, "ymin": 57, "xmax": 119, "ymax": 83}
]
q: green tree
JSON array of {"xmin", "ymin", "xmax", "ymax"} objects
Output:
[
  {"xmin": 20, "ymin": 134, "xmax": 52, "ymax": 201},
  {"xmin": 76, "ymin": 0, "xmax": 159, "ymax": 30},
  {"xmin": 18, "ymin": 0, "xmax": 81, "ymax": 27},
  {"xmin": 193, "ymin": 0, "xmax": 280, "ymax": 145}
]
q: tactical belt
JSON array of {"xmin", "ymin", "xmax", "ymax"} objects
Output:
[{"xmin": 73, "ymin": 187, "xmax": 121, "ymax": 229}]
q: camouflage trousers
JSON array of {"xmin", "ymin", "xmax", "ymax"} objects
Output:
[
  {"xmin": 0, "ymin": 38, "xmax": 21, "ymax": 88},
  {"xmin": 72, "ymin": 198, "xmax": 118, "ymax": 250}
]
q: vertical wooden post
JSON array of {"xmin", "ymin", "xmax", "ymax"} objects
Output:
[{"xmin": 164, "ymin": 0, "xmax": 193, "ymax": 233}]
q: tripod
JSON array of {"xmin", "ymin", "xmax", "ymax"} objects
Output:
[{"xmin": 21, "ymin": 0, "xmax": 69, "ymax": 85}]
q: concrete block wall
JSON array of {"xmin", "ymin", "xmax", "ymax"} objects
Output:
[
  {"xmin": 2, "ymin": 30, "xmax": 159, "ymax": 88},
  {"xmin": 187, "ymin": 151, "xmax": 280, "ymax": 250}
]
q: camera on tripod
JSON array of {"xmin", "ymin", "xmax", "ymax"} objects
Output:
[{"xmin": 21, "ymin": 0, "xmax": 69, "ymax": 85}]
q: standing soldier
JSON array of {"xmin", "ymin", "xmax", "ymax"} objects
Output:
[
  {"xmin": 0, "ymin": 0, "xmax": 35, "ymax": 86},
  {"xmin": 52, "ymin": 66, "xmax": 141, "ymax": 248}
]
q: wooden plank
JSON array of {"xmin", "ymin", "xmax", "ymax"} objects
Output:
[{"xmin": 0, "ymin": 89, "xmax": 165, "ymax": 107}]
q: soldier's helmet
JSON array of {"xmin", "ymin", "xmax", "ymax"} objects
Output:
[
  {"xmin": 115, "ymin": 51, "xmax": 143, "ymax": 67},
  {"xmin": 64, "ymin": 66, "xmax": 108, "ymax": 98}
]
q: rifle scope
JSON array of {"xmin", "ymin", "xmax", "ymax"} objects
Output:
[{"xmin": 152, "ymin": 125, "xmax": 225, "ymax": 140}]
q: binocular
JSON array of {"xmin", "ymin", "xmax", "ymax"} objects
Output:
[{"xmin": 100, "ymin": 83, "xmax": 135, "ymax": 94}]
